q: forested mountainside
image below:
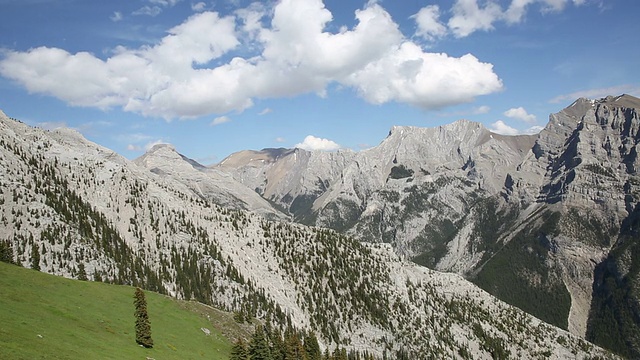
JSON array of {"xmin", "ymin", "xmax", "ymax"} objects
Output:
[
  {"xmin": 0, "ymin": 109, "xmax": 617, "ymax": 359},
  {"xmin": 216, "ymin": 94, "xmax": 640, "ymax": 358}
]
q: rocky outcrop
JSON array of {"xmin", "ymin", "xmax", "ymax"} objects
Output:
[
  {"xmin": 217, "ymin": 94, "xmax": 640, "ymax": 357},
  {"xmin": 134, "ymin": 144, "xmax": 285, "ymax": 220}
]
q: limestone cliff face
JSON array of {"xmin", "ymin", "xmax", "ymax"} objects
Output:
[
  {"xmin": 217, "ymin": 95, "xmax": 640, "ymax": 356},
  {"xmin": 0, "ymin": 110, "xmax": 614, "ymax": 359}
]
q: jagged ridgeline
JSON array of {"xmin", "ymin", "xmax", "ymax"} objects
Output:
[
  {"xmin": 216, "ymin": 94, "xmax": 640, "ymax": 358},
  {"xmin": 0, "ymin": 107, "xmax": 620, "ymax": 359}
]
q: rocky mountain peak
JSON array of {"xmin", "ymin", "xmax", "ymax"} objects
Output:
[
  {"xmin": 135, "ymin": 143, "xmax": 205, "ymax": 172},
  {"xmin": 599, "ymin": 93, "xmax": 640, "ymax": 108}
]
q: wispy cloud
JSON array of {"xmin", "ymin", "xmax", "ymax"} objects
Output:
[
  {"xmin": 258, "ymin": 108, "xmax": 272, "ymax": 116},
  {"xmin": 411, "ymin": 0, "xmax": 590, "ymax": 40},
  {"xmin": 191, "ymin": 2, "xmax": 206, "ymax": 12},
  {"xmin": 133, "ymin": 0, "xmax": 182, "ymax": 17},
  {"xmin": 550, "ymin": 85, "xmax": 640, "ymax": 103},
  {"xmin": 126, "ymin": 138, "xmax": 168, "ymax": 152},
  {"xmin": 438, "ymin": 105, "xmax": 490, "ymax": 118},
  {"xmin": 210, "ymin": 115, "xmax": 231, "ymax": 126},
  {"xmin": 132, "ymin": 6, "xmax": 162, "ymax": 17},
  {"xmin": 110, "ymin": 11, "xmax": 123, "ymax": 22}
]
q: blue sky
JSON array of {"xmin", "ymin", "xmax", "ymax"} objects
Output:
[{"xmin": 0, "ymin": 0, "xmax": 638, "ymax": 164}]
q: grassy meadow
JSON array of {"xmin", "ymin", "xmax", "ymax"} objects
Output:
[{"xmin": 0, "ymin": 261, "xmax": 249, "ymax": 359}]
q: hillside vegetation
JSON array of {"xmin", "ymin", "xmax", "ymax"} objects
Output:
[{"xmin": 0, "ymin": 261, "xmax": 246, "ymax": 360}]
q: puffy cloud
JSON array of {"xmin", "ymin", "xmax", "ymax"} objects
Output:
[
  {"xmin": 0, "ymin": 1, "xmax": 505, "ymax": 119},
  {"xmin": 258, "ymin": 108, "xmax": 272, "ymax": 115},
  {"xmin": 210, "ymin": 115, "xmax": 231, "ymax": 126},
  {"xmin": 275, "ymin": 137, "xmax": 285, "ymax": 143},
  {"xmin": 504, "ymin": 107, "xmax": 536, "ymax": 123},
  {"xmin": 489, "ymin": 120, "xmax": 543, "ymax": 135},
  {"xmin": 448, "ymin": 0, "xmax": 503, "ymax": 38},
  {"xmin": 344, "ymin": 43, "xmax": 502, "ymax": 109},
  {"xmin": 412, "ymin": 5, "xmax": 447, "ymax": 41},
  {"xmin": 490, "ymin": 120, "xmax": 520, "ymax": 135},
  {"xmin": 295, "ymin": 135, "xmax": 341, "ymax": 151},
  {"xmin": 449, "ymin": 0, "xmax": 588, "ymax": 37},
  {"xmin": 504, "ymin": 0, "xmax": 535, "ymax": 24}
]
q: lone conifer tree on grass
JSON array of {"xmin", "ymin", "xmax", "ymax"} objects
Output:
[{"xmin": 134, "ymin": 287, "xmax": 153, "ymax": 348}]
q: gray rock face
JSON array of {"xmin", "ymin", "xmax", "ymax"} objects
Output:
[
  {"xmin": 134, "ymin": 143, "xmax": 286, "ymax": 220},
  {"xmin": 216, "ymin": 94, "xmax": 640, "ymax": 356},
  {"xmin": 0, "ymin": 109, "xmax": 615, "ymax": 358}
]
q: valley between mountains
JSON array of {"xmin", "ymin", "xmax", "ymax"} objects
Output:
[{"xmin": 2, "ymin": 94, "xmax": 639, "ymax": 358}]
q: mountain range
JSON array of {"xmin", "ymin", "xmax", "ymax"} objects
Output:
[
  {"xmin": 1, "ymin": 94, "xmax": 639, "ymax": 358},
  {"xmin": 214, "ymin": 94, "xmax": 640, "ymax": 357}
]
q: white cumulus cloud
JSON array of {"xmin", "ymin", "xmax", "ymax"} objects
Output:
[
  {"xmin": 490, "ymin": 120, "xmax": 520, "ymax": 135},
  {"xmin": 412, "ymin": 5, "xmax": 447, "ymax": 41},
  {"xmin": 504, "ymin": 107, "xmax": 536, "ymax": 123},
  {"xmin": 295, "ymin": 135, "xmax": 341, "ymax": 151},
  {"xmin": 448, "ymin": 0, "xmax": 588, "ymax": 37},
  {"xmin": 0, "ymin": 0, "xmax": 506, "ymax": 119},
  {"xmin": 490, "ymin": 120, "xmax": 543, "ymax": 135},
  {"xmin": 448, "ymin": 0, "xmax": 503, "ymax": 38}
]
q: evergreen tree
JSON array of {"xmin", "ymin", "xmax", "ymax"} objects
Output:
[
  {"xmin": 270, "ymin": 330, "xmax": 285, "ymax": 360},
  {"xmin": 332, "ymin": 347, "xmax": 348, "ymax": 360},
  {"xmin": 0, "ymin": 240, "xmax": 15, "ymax": 264},
  {"xmin": 31, "ymin": 243, "xmax": 40, "ymax": 271},
  {"xmin": 303, "ymin": 332, "xmax": 322, "ymax": 360},
  {"xmin": 249, "ymin": 324, "xmax": 272, "ymax": 360},
  {"xmin": 77, "ymin": 263, "xmax": 88, "ymax": 281},
  {"xmin": 284, "ymin": 329, "xmax": 306, "ymax": 360},
  {"xmin": 134, "ymin": 287, "xmax": 153, "ymax": 348},
  {"xmin": 231, "ymin": 338, "xmax": 250, "ymax": 360}
]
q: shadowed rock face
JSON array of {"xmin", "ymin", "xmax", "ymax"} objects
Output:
[{"xmin": 217, "ymin": 94, "xmax": 640, "ymax": 356}]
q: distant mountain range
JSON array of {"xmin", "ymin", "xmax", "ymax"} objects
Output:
[
  {"xmin": 1, "ymin": 94, "xmax": 638, "ymax": 358},
  {"xmin": 214, "ymin": 94, "xmax": 640, "ymax": 357}
]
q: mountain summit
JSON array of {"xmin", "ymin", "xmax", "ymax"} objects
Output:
[{"xmin": 215, "ymin": 94, "xmax": 640, "ymax": 357}]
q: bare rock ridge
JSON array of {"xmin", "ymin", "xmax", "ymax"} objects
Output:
[
  {"xmin": 215, "ymin": 94, "xmax": 640, "ymax": 358},
  {"xmin": 134, "ymin": 143, "xmax": 285, "ymax": 220},
  {"xmin": 0, "ymin": 105, "xmax": 621, "ymax": 358}
]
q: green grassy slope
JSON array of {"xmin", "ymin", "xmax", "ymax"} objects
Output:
[{"xmin": 0, "ymin": 262, "xmax": 245, "ymax": 360}]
